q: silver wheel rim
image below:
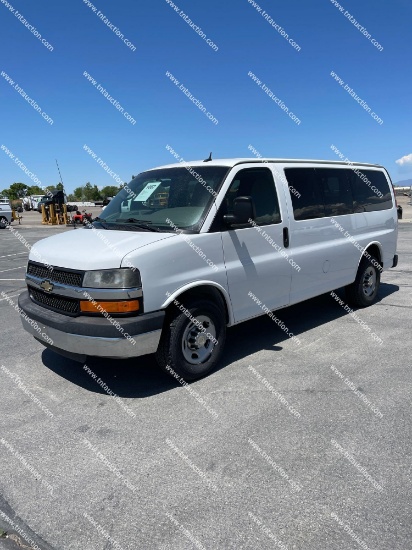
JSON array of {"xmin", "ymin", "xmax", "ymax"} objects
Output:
[
  {"xmin": 362, "ymin": 266, "xmax": 377, "ymax": 297},
  {"xmin": 0, "ymin": 217, "xmax": 7, "ymax": 228},
  {"xmin": 181, "ymin": 314, "xmax": 217, "ymax": 365}
]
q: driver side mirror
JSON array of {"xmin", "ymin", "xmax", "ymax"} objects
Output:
[{"xmin": 223, "ymin": 196, "xmax": 255, "ymax": 226}]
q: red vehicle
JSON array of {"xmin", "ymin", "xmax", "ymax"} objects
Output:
[{"xmin": 72, "ymin": 210, "xmax": 93, "ymax": 225}]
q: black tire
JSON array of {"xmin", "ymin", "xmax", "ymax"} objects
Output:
[
  {"xmin": 345, "ymin": 255, "xmax": 381, "ymax": 307},
  {"xmin": 0, "ymin": 216, "xmax": 8, "ymax": 229},
  {"xmin": 155, "ymin": 298, "xmax": 226, "ymax": 381}
]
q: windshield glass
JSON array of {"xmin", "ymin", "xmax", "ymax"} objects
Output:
[{"xmin": 97, "ymin": 166, "xmax": 229, "ymax": 231}]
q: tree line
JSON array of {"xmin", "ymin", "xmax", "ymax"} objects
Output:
[{"xmin": 1, "ymin": 182, "xmax": 123, "ymax": 202}]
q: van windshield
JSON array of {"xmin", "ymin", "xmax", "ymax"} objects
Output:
[{"xmin": 96, "ymin": 166, "xmax": 229, "ymax": 231}]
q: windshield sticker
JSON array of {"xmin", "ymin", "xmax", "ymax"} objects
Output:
[{"xmin": 135, "ymin": 181, "xmax": 162, "ymax": 202}]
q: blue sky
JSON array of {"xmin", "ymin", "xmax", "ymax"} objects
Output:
[{"xmin": 0, "ymin": 0, "xmax": 411, "ymax": 194}]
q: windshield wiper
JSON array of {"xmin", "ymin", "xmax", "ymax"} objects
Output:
[
  {"xmin": 115, "ymin": 218, "xmax": 162, "ymax": 232},
  {"xmin": 91, "ymin": 217, "xmax": 114, "ymax": 229}
]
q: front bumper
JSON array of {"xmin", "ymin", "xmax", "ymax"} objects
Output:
[{"xmin": 18, "ymin": 291, "xmax": 164, "ymax": 360}]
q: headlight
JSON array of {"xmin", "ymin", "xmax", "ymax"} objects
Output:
[{"xmin": 82, "ymin": 268, "xmax": 141, "ymax": 288}]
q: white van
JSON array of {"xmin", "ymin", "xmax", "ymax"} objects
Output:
[{"xmin": 19, "ymin": 158, "xmax": 398, "ymax": 379}]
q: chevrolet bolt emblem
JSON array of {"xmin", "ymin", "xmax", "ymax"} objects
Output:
[{"xmin": 40, "ymin": 280, "xmax": 54, "ymax": 292}]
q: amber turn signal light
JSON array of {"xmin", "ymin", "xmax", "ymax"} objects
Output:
[{"xmin": 80, "ymin": 300, "xmax": 140, "ymax": 313}]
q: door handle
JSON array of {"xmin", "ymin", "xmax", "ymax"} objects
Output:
[{"xmin": 283, "ymin": 227, "xmax": 289, "ymax": 248}]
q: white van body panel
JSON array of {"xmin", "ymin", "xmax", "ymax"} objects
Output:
[
  {"xmin": 122, "ymin": 227, "xmax": 228, "ymax": 320},
  {"xmin": 221, "ymin": 225, "xmax": 292, "ymax": 322},
  {"xmin": 212, "ymin": 164, "xmax": 293, "ymax": 322},
  {"xmin": 350, "ymin": 210, "xmax": 397, "ymax": 269},
  {"xmin": 31, "ymin": 229, "xmax": 175, "ymax": 270},
  {"xmin": 271, "ymin": 163, "xmax": 398, "ymax": 306}
]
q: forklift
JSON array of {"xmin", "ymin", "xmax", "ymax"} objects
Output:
[{"xmin": 40, "ymin": 189, "xmax": 70, "ymax": 225}]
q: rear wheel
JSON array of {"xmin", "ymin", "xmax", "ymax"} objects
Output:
[
  {"xmin": 0, "ymin": 216, "xmax": 8, "ymax": 229},
  {"xmin": 346, "ymin": 255, "xmax": 381, "ymax": 307},
  {"xmin": 155, "ymin": 298, "xmax": 226, "ymax": 380}
]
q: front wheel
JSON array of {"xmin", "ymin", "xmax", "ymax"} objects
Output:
[
  {"xmin": 0, "ymin": 216, "xmax": 8, "ymax": 229},
  {"xmin": 155, "ymin": 298, "xmax": 226, "ymax": 380},
  {"xmin": 345, "ymin": 255, "xmax": 381, "ymax": 307}
]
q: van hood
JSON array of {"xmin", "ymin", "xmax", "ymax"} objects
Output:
[{"xmin": 30, "ymin": 228, "xmax": 175, "ymax": 270}]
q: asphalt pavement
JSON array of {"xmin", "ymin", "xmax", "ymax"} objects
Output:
[{"xmin": 0, "ymin": 221, "xmax": 411, "ymax": 550}]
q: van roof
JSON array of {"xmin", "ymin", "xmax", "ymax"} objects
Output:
[{"xmin": 149, "ymin": 158, "xmax": 384, "ymax": 171}]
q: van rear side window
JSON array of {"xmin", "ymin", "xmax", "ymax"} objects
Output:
[
  {"xmin": 284, "ymin": 168, "xmax": 325, "ymax": 220},
  {"xmin": 316, "ymin": 168, "xmax": 353, "ymax": 216},
  {"xmin": 347, "ymin": 169, "xmax": 393, "ymax": 212},
  {"xmin": 285, "ymin": 167, "xmax": 393, "ymax": 220}
]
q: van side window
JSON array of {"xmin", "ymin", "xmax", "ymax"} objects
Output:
[
  {"xmin": 223, "ymin": 168, "xmax": 281, "ymax": 226},
  {"xmin": 347, "ymin": 169, "xmax": 393, "ymax": 212},
  {"xmin": 284, "ymin": 168, "xmax": 326, "ymax": 220},
  {"xmin": 316, "ymin": 168, "xmax": 354, "ymax": 216}
]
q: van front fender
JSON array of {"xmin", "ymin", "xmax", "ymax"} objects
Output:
[{"xmin": 161, "ymin": 281, "xmax": 235, "ymax": 326}]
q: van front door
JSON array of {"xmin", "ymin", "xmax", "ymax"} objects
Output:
[{"xmin": 216, "ymin": 166, "xmax": 292, "ymax": 323}]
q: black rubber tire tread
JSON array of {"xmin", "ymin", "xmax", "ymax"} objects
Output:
[
  {"xmin": 0, "ymin": 216, "xmax": 8, "ymax": 229},
  {"xmin": 155, "ymin": 297, "xmax": 226, "ymax": 381},
  {"xmin": 345, "ymin": 255, "xmax": 381, "ymax": 308}
]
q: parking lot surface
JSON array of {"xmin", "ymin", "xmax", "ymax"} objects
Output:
[{"xmin": 0, "ymin": 221, "xmax": 411, "ymax": 550}]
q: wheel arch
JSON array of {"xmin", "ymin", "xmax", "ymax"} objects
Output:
[
  {"xmin": 355, "ymin": 241, "xmax": 383, "ymax": 272},
  {"xmin": 162, "ymin": 281, "xmax": 234, "ymax": 326}
]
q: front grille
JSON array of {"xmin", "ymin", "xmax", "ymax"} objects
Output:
[
  {"xmin": 27, "ymin": 261, "xmax": 84, "ymax": 287},
  {"xmin": 30, "ymin": 288, "xmax": 80, "ymax": 315}
]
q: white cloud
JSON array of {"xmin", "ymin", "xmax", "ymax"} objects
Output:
[{"xmin": 395, "ymin": 153, "xmax": 412, "ymax": 166}]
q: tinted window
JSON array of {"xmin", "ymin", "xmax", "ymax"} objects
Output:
[
  {"xmin": 316, "ymin": 168, "xmax": 353, "ymax": 216},
  {"xmin": 284, "ymin": 168, "xmax": 325, "ymax": 220},
  {"xmin": 347, "ymin": 169, "xmax": 393, "ymax": 212},
  {"xmin": 223, "ymin": 168, "xmax": 281, "ymax": 226}
]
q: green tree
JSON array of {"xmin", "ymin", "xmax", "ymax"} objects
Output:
[
  {"xmin": 69, "ymin": 183, "xmax": 101, "ymax": 202},
  {"xmin": 73, "ymin": 187, "xmax": 84, "ymax": 200},
  {"xmin": 91, "ymin": 184, "xmax": 101, "ymax": 201},
  {"xmin": 100, "ymin": 185, "xmax": 120, "ymax": 198},
  {"xmin": 1, "ymin": 183, "xmax": 29, "ymax": 200},
  {"xmin": 27, "ymin": 185, "xmax": 44, "ymax": 195},
  {"xmin": 83, "ymin": 182, "xmax": 93, "ymax": 201},
  {"xmin": 82, "ymin": 182, "xmax": 101, "ymax": 201}
]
